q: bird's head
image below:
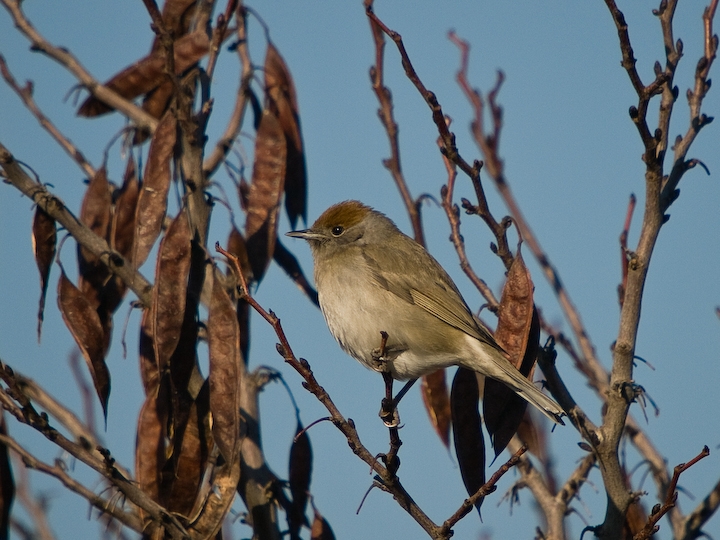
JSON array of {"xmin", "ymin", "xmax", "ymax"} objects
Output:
[{"xmin": 286, "ymin": 200, "xmax": 397, "ymax": 257}]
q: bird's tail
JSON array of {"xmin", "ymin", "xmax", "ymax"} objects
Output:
[{"xmin": 462, "ymin": 340, "xmax": 565, "ymax": 425}]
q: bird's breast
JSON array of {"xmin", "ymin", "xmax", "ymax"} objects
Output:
[{"xmin": 315, "ymin": 255, "xmax": 465, "ymax": 380}]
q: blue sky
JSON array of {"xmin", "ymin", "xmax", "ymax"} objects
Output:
[{"xmin": 1, "ymin": 1, "xmax": 719, "ymax": 538}]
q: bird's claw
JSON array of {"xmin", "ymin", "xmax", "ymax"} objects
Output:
[{"xmin": 379, "ymin": 397, "xmax": 400, "ymax": 427}]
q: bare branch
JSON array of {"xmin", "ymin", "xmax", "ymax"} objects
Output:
[
  {"xmin": 438, "ymin": 148, "xmax": 499, "ymax": 309},
  {"xmin": 681, "ymin": 475, "xmax": 720, "ymax": 540},
  {"xmin": 508, "ymin": 439, "xmax": 566, "ymax": 539},
  {"xmin": 205, "ymin": 0, "xmax": 238, "ymax": 81},
  {"xmin": 661, "ymin": 0, "xmax": 718, "ymax": 211},
  {"xmin": 11, "ymin": 460, "xmax": 56, "ymax": 540},
  {"xmin": 441, "ymin": 445, "xmax": 527, "ymax": 533},
  {"xmin": 558, "ymin": 453, "xmax": 596, "ymax": 508},
  {"xmin": 15, "ymin": 369, "xmax": 131, "ymax": 480}
]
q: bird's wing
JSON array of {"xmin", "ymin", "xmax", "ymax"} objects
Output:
[
  {"xmin": 362, "ymin": 245, "xmax": 498, "ymax": 348},
  {"xmin": 408, "ymin": 287, "xmax": 496, "ymax": 346}
]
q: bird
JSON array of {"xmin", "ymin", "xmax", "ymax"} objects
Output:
[{"xmin": 287, "ymin": 200, "xmax": 564, "ymax": 424}]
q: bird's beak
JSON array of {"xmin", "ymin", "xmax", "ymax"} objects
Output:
[{"xmin": 286, "ymin": 229, "xmax": 324, "ymax": 241}]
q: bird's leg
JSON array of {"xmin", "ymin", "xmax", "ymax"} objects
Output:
[
  {"xmin": 380, "ymin": 371, "xmax": 399, "ymax": 427},
  {"xmin": 369, "ymin": 332, "xmax": 408, "ymax": 476},
  {"xmin": 380, "ymin": 370, "xmax": 403, "ymax": 477},
  {"xmin": 392, "ymin": 378, "xmax": 418, "ymax": 408},
  {"xmin": 373, "ymin": 331, "xmax": 401, "ymax": 428}
]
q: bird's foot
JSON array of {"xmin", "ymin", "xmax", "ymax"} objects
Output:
[{"xmin": 379, "ymin": 397, "xmax": 400, "ymax": 427}]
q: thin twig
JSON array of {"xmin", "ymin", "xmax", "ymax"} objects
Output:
[
  {"xmin": 507, "ymin": 439, "xmax": 567, "ymax": 539},
  {"xmin": 11, "ymin": 457, "xmax": 56, "ymax": 540},
  {"xmin": 438, "ymin": 141, "xmax": 500, "ymax": 310},
  {"xmin": 446, "ymin": 32, "xmax": 513, "ymax": 271},
  {"xmin": 364, "ymin": 5, "xmax": 473, "ymax": 182},
  {"xmin": 0, "ymin": 361, "xmax": 189, "ymax": 538},
  {"xmin": 633, "ymin": 446, "xmax": 710, "ymax": 539},
  {"xmin": 661, "ymin": 0, "xmax": 718, "ymax": 212},
  {"xmin": 537, "ymin": 338, "xmax": 600, "ymax": 447},
  {"xmin": 0, "ymin": 55, "xmax": 96, "ymax": 179},
  {"xmin": 558, "ymin": 453, "xmax": 597, "ymax": 508},
  {"xmin": 681, "ymin": 474, "xmax": 720, "ymax": 539},
  {"xmin": 16, "ymin": 370, "xmax": 132, "ymax": 479},
  {"xmin": 205, "ymin": 0, "xmax": 238, "ymax": 80},
  {"xmin": 449, "ymin": 34, "xmax": 604, "ymax": 390},
  {"xmin": 203, "ymin": 4, "xmax": 253, "ymax": 177},
  {"xmin": 441, "ymin": 445, "xmax": 527, "ymax": 533},
  {"xmin": 364, "ymin": 0, "xmax": 424, "ymax": 246}
]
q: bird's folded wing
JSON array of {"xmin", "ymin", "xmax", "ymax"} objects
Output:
[
  {"xmin": 409, "ymin": 287, "xmax": 496, "ymax": 347},
  {"xmin": 363, "ymin": 248, "xmax": 496, "ymax": 348}
]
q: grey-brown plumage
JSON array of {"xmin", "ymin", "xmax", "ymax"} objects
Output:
[{"xmin": 288, "ymin": 200, "xmax": 564, "ymax": 424}]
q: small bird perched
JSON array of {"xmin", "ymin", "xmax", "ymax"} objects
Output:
[{"xmin": 287, "ymin": 200, "xmax": 564, "ymax": 424}]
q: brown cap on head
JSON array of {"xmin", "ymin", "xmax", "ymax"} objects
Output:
[{"xmin": 312, "ymin": 200, "xmax": 372, "ymax": 230}]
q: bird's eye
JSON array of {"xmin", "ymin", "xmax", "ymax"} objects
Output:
[{"xmin": 331, "ymin": 225, "xmax": 344, "ymax": 237}]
